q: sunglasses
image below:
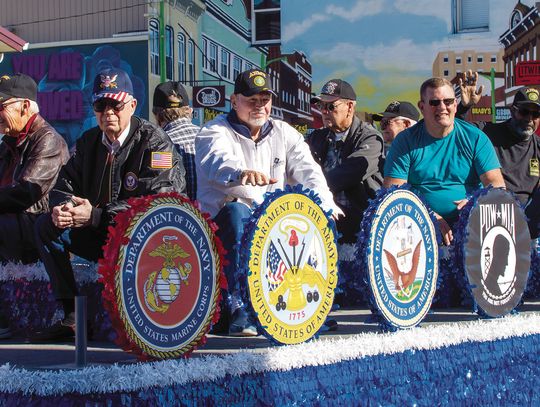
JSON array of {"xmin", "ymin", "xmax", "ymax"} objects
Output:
[
  {"xmin": 380, "ymin": 118, "xmax": 403, "ymax": 129},
  {"xmin": 516, "ymin": 107, "xmax": 540, "ymax": 119},
  {"xmin": 0, "ymin": 99, "xmax": 22, "ymax": 112},
  {"xmin": 427, "ymin": 98, "xmax": 455, "ymax": 107},
  {"xmin": 93, "ymin": 98, "xmax": 131, "ymax": 113},
  {"xmin": 317, "ymin": 101, "xmax": 345, "ymax": 112}
]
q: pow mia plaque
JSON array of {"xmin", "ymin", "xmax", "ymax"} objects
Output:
[{"xmin": 463, "ymin": 188, "xmax": 530, "ymax": 317}]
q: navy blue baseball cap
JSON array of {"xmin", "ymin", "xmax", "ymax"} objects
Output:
[{"xmin": 92, "ymin": 68, "xmax": 134, "ymax": 102}]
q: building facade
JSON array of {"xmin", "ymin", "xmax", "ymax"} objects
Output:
[{"xmin": 499, "ymin": 1, "xmax": 540, "ymax": 104}]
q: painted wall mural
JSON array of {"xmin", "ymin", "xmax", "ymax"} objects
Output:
[
  {"xmin": 1, "ymin": 41, "xmax": 148, "ymax": 147},
  {"xmin": 281, "ymin": 0, "xmax": 534, "ymax": 115}
]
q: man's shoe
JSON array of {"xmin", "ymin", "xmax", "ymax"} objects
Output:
[
  {"xmin": 30, "ymin": 313, "xmax": 75, "ymax": 343},
  {"xmin": 0, "ymin": 314, "xmax": 11, "ymax": 339},
  {"xmin": 228, "ymin": 308, "xmax": 258, "ymax": 337}
]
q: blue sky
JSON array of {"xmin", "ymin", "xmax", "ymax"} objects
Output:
[{"xmin": 282, "ymin": 0, "xmax": 529, "ymax": 112}]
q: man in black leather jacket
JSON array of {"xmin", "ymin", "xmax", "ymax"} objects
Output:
[
  {"xmin": 0, "ymin": 73, "xmax": 69, "ymax": 338},
  {"xmin": 308, "ymin": 79, "xmax": 384, "ymax": 243},
  {"xmin": 32, "ymin": 68, "xmax": 185, "ymax": 342}
]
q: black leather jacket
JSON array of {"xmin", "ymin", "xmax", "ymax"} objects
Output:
[
  {"xmin": 50, "ymin": 116, "xmax": 185, "ymax": 230},
  {"xmin": 0, "ymin": 114, "xmax": 69, "ymax": 215},
  {"xmin": 307, "ymin": 116, "xmax": 384, "ymax": 241}
]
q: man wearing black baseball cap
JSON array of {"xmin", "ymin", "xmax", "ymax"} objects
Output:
[
  {"xmin": 0, "ymin": 73, "xmax": 69, "ymax": 338},
  {"xmin": 196, "ymin": 69, "xmax": 341, "ymax": 336},
  {"xmin": 32, "ymin": 68, "xmax": 184, "ymax": 342},
  {"xmin": 308, "ymin": 78, "xmax": 384, "ymax": 244},
  {"xmin": 458, "ymin": 70, "xmax": 540, "ymax": 237},
  {"xmin": 372, "ymin": 101, "xmax": 419, "ymax": 145},
  {"xmin": 153, "ymin": 81, "xmax": 199, "ymax": 200}
]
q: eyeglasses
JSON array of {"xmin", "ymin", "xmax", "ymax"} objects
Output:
[
  {"xmin": 93, "ymin": 98, "xmax": 131, "ymax": 113},
  {"xmin": 0, "ymin": 99, "xmax": 22, "ymax": 112},
  {"xmin": 427, "ymin": 98, "xmax": 455, "ymax": 107},
  {"xmin": 317, "ymin": 101, "xmax": 345, "ymax": 112},
  {"xmin": 380, "ymin": 118, "xmax": 403, "ymax": 130},
  {"xmin": 516, "ymin": 107, "xmax": 540, "ymax": 119}
]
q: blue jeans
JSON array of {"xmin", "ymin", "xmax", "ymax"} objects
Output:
[
  {"xmin": 213, "ymin": 202, "xmax": 251, "ymax": 311},
  {"xmin": 34, "ymin": 214, "xmax": 107, "ymax": 300}
]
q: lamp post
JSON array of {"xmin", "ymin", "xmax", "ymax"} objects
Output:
[{"xmin": 479, "ymin": 67, "xmax": 496, "ymax": 123}]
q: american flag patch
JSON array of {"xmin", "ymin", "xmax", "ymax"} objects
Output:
[{"xmin": 151, "ymin": 151, "xmax": 173, "ymax": 169}]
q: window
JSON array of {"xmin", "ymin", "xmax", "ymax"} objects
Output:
[
  {"xmin": 209, "ymin": 42, "xmax": 218, "ymax": 72},
  {"xmin": 453, "ymin": 0, "xmax": 489, "ymax": 33},
  {"xmin": 221, "ymin": 49, "xmax": 230, "ymax": 79},
  {"xmin": 444, "ymin": 70, "xmax": 449, "ymax": 76},
  {"xmin": 443, "ymin": 54, "xmax": 449, "ymax": 63},
  {"xmin": 456, "ymin": 57, "xmax": 462, "ymax": 64},
  {"xmin": 165, "ymin": 26, "xmax": 174, "ymax": 80},
  {"xmin": 201, "ymin": 38, "xmax": 208, "ymax": 69},
  {"xmin": 178, "ymin": 34, "xmax": 186, "ymax": 82},
  {"xmin": 188, "ymin": 40, "xmax": 195, "ymax": 82},
  {"xmin": 233, "ymin": 56, "xmax": 242, "ymax": 80},
  {"xmin": 252, "ymin": 0, "xmax": 281, "ymax": 45},
  {"xmin": 477, "ymin": 55, "xmax": 483, "ymax": 63},
  {"xmin": 149, "ymin": 19, "xmax": 160, "ymax": 75},
  {"xmin": 490, "ymin": 54, "xmax": 496, "ymax": 63},
  {"xmin": 467, "ymin": 55, "xmax": 472, "ymax": 63}
]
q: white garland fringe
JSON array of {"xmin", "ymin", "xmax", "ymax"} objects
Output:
[
  {"xmin": 0, "ymin": 312, "xmax": 539, "ymax": 396},
  {"xmin": 0, "ymin": 259, "xmax": 98, "ymax": 284}
]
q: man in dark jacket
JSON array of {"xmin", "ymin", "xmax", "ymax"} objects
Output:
[
  {"xmin": 0, "ymin": 73, "xmax": 69, "ymax": 338},
  {"xmin": 458, "ymin": 71, "xmax": 540, "ymax": 237},
  {"xmin": 308, "ymin": 79, "xmax": 384, "ymax": 243},
  {"xmin": 32, "ymin": 68, "xmax": 185, "ymax": 341}
]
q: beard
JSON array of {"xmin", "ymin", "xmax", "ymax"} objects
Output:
[
  {"xmin": 247, "ymin": 116, "xmax": 268, "ymax": 127},
  {"xmin": 509, "ymin": 118, "xmax": 535, "ymax": 141}
]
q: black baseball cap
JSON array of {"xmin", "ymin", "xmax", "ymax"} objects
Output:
[
  {"xmin": 513, "ymin": 87, "xmax": 540, "ymax": 107},
  {"xmin": 153, "ymin": 81, "xmax": 190, "ymax": 108},
  {"xmin": 311, "ymin": 79, "xmax": 356, "ymax": 103},
  {"xmin": 372, "ymin": 101, "xmax": 420, "ymax": 121},
  {"xmin": 234, "ymin": 69, "xmax": 275, "ymax": 96},
  {"xmin": 0, "ymin": 73, "xmax": 37, "ymax": 103}
]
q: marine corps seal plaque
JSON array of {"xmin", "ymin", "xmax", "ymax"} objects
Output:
[{"xmin": 99, "ymin": 193, "xmax": 223, "ymax": 359}]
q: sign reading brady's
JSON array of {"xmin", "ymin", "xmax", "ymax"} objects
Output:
[
  {"xmin": 114, "ymin": 197, "xmax": 220, "ymax": 358},
  {"xmin": 367, "ymin": 189, "xmax": 438, "ymax": 328},
  {"xmin": 464, "ymin": 188, "xmax": 530, "ymax": 317},
  {"xmin": 247, "ymin": 191, "xmax": 337, "ymax": 345}
]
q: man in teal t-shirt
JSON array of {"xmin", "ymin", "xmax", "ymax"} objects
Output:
[{"xmin": 384, "ymin": 77, "xmax": 505, "ymax": 245}]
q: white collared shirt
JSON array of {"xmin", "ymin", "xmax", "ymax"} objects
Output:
[{"xmin": 101, "ymin": 123, "xmax": 131, "ymax": 155}]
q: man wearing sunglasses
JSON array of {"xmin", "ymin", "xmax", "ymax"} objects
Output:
[
  {"xmin": 384, "ymin": 77, "xmax": 504, "ymax": 246},
  {"xmin": 32, "ymin": 68, "xmax": 184, "ymax": 342},
  {"xmin": 196, "ymin": 69, "xmax": 341, "ymax": 336},
  {"xmin": 458, "ymin": 70, "xmax": 540, "ymax": 238},
  {"xmin": 372, "ymin": 101, "xmax": 419, "ymax": 147},
  {"xmin": 0, "ymin": 73, "xmax": 69, "ymax": 338},
  {"xmin": 307, "ymin": 79, "xmax": 384, "ymax": 244}
]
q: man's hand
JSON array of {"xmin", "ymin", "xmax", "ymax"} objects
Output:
[
  {"xmin": 240, "ymin": 169, "xmax": 277, "ymax": 186},
  {"xmin": 434, "ymin": 212, "xmax": 453, "ymax": 246},
  {"xmin": 458, "ymin": 70, "xmax": 484, "ymax": 107},
  {"xmin": 52, "ymin": 203, "xmax": 74, "ymax": 229},
  {"xmin": 67, "ymin": 196, "xmax": 93, "ymax": 228},
  {"xmin": 454, "ymin": 199, "xmax": 469, "ymax": 211}
]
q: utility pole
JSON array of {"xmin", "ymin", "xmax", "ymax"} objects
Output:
[
  {"xmin": 479, "ymin": 68, "xmax": 496, "ymax": 123},
  {"xmin": 159, "ymin": 0, "xmax": 166, "ymax": 83}
]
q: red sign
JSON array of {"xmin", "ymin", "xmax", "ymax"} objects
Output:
[
  {"xmin": 192, "ymin": 85, "xmax": 225, "ymax": 108},
  {"xmin": 516, "ymin": 61, "xmax": 540, "ymax": 86}
]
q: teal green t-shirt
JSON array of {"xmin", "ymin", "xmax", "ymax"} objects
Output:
[{"xmin": 384, "ymin": 119, "xmax": 501, "ymax": 221}]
